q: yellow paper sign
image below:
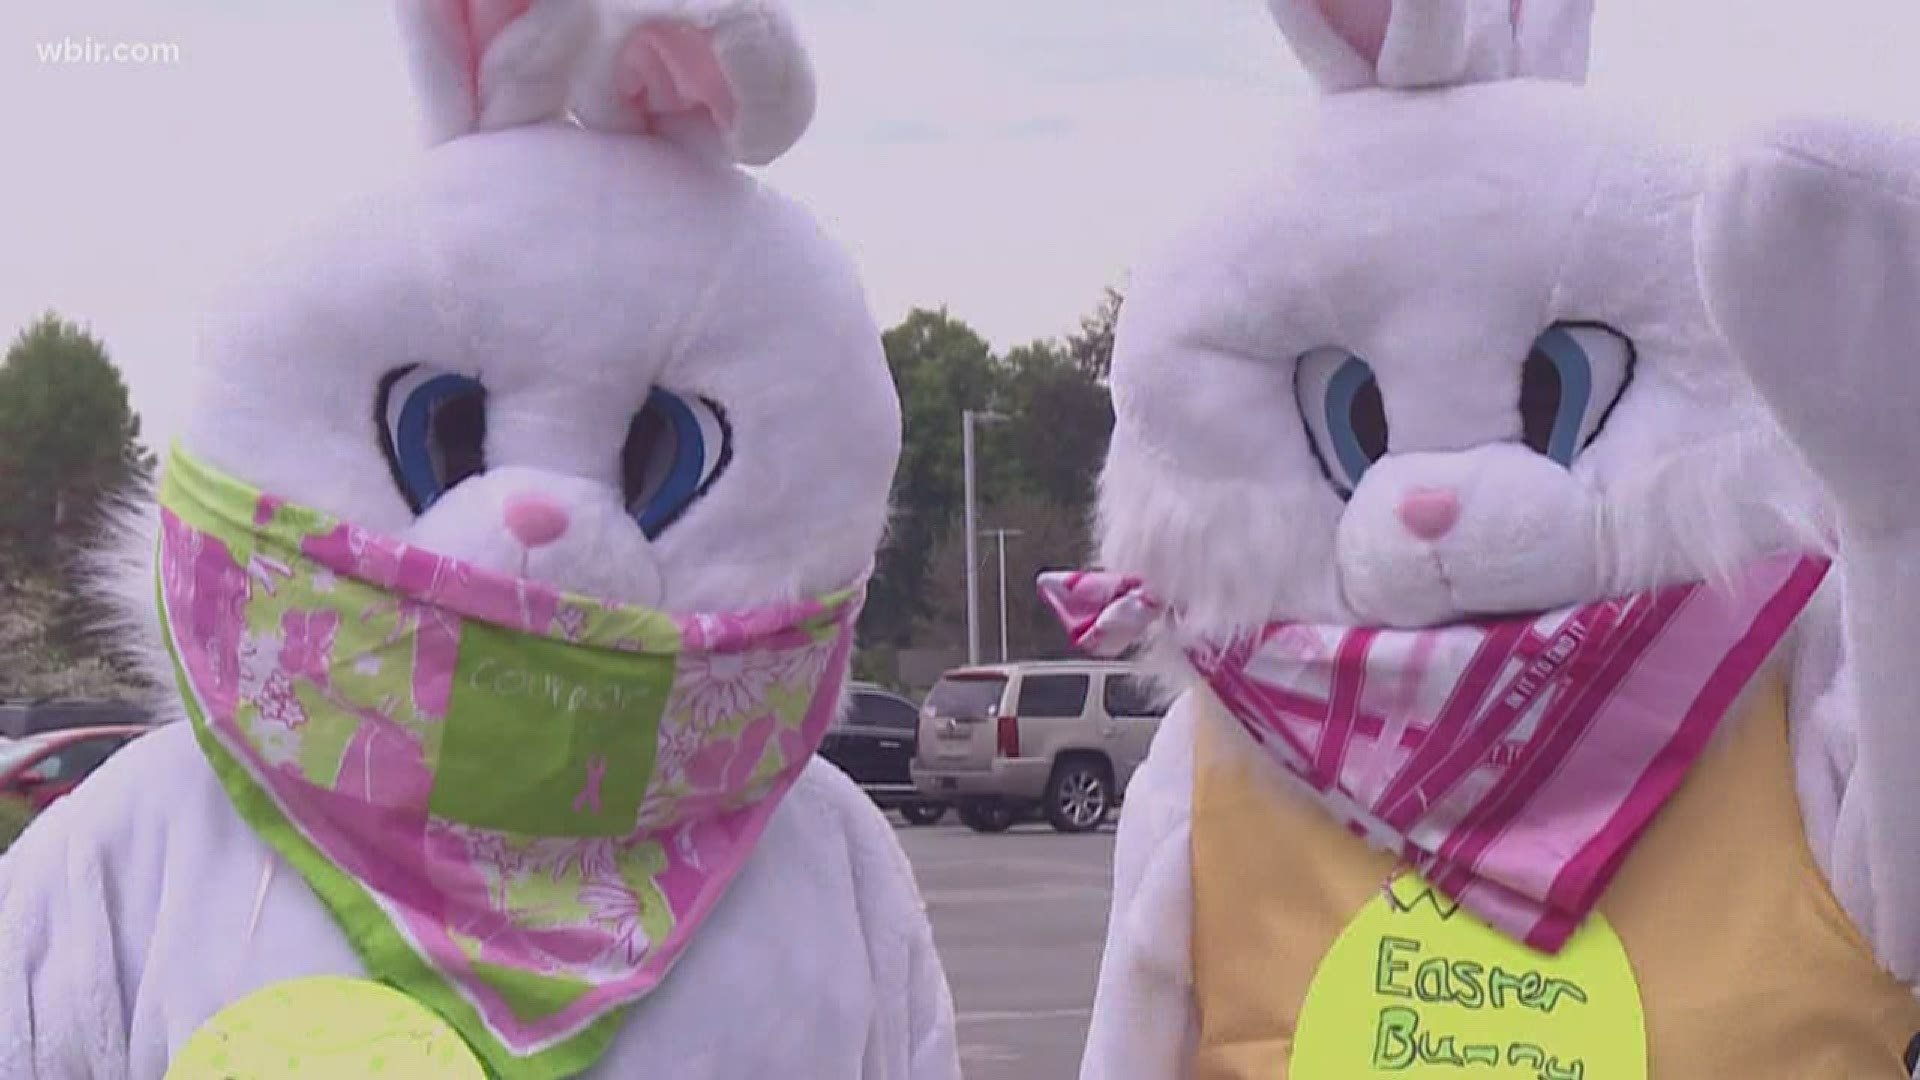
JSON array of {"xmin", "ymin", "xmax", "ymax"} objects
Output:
[
  {"xmin": 166, "ymin": 976, "xmax": 486, "ymax": 1079},
  {"xmin": 1292, "ymin": 874, "xmax": 1646, "ymax": 1078}
]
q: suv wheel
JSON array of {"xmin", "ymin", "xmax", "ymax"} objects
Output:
[
  {"xmin": 1046, "ymin": 760, "xmax": 1112, "ymax": 833},
  {"xmin": 958, "ymin": 801, "xmax": 1015, "ymax": 834},
  {"xmin": 900, "ymin": 803, "xmax": 947, "ymax": 827}
]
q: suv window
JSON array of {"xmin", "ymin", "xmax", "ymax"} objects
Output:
[
  {"xmin": 1016, "ymin": 674, "xmax": 1090, "ymax": 718},
  {"xmin": 39, "ymin": 736, "xmax": 124, "ymax": 780},
  {"xmin": 853, "ymin": 693, "xmax": 920, "ymax": 732},
  {"xmin": 926, "ymin": 676, "xmax": 1007, "ymax": 721},
  {"xmin": 1104, "ymin": 674, "xmax": 1165, "ymax": 718}
]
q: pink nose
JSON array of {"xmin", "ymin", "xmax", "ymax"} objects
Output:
[
  {"xmin": 503, "ymin": 494, "xmax": 570, "ymax": 548},
  {"xmin": 1398, "ymin": 488, "xmax": 1461, "ymax": 541}
]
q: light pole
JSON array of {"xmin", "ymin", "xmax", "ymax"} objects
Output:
[
  {"xmin": 983, "ymin": 528, "xmax": 1025, "ymax": 662},
  {"xmin": 962, "ymin": 409, "xmax": 1007, "ymax": 666}
]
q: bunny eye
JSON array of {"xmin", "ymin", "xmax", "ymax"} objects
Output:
[
  {"xmin": 622, "ymin": 390, "xmax": 731, "ymax": 540},
  {"xmin": 377, "ymin": 365, "xmax": 488, "ymax": 513},
  {"xmin": 1519, "ymin": 323, "xmax": 1636, "ymax": 467},
  {"xmin": 1297, "ymin": 348, "xmax": 1388, "ymax": 498}
]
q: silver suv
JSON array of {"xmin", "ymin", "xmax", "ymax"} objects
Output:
[{"xmin": 909, "ymin": 661, "xmax": 1165, "ymax": 833}]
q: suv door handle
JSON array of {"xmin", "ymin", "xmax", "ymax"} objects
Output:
[{"xmin": 879, "ymin": 740, "xmax": 905, "ymax": 750}]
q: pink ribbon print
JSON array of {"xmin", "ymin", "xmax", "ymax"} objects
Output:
[
  {"xmin": 573, "ymin": 756, "xmax": 610, "ymax": 816},
  {"xmin": 1038, "ymin": 554, "xmax": 1830, "ymax": 951}
]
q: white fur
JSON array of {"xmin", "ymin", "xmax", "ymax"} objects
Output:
[
  {"xmin": 1099, "ymin": 82, "xmax": 1822, "ymax": 635},
  {"xmin": 83, "ymin": 486, "xmax": 175, "ymax": 705},
  {"xmin": 1079, "ymin": 694, "xmax": 1199, "ymax": 1080},
  {"xmin": 1511, "ymin": 0, "xmax": 1595, "ymax": 83},
  {"xmin": 175, "ymin": 122, "xmax": 896, "ymax": 614},
  {"xmin": 1699, "ymin": 115, "xmax": 1920, "ymax": 979},
  {"xmin": 1374, "ymin": 0, "xmax": 1518, "ymax": 88},
  {"xmin": 1263, "ymin": 0, "xmax": 1379, "ymax": 92},
  {"xmin": 2, "ymin": 2, "xmax": 952, "ymax": 1076}
]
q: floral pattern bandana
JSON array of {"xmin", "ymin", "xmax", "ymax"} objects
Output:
[
  {"xmin": 1039, "ymin": 554, "xmax": 1829, "ymax": 953},
  {"xmin": 155, "ymin": 446, "xmax": 864, "ymax": 1079}
]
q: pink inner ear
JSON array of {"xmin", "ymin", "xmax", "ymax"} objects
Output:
[
  {"xmin": 1314, "ymin": 0, "xmax": 1393, "ymax": 66},
  {"xmin": 614, "ymin": 22, "xmax": 740, "ymax": 137},
  {"xmin": 427, "ymin": 0, "xmax": 532, "ymax": 106},
  {"xmin": 468, "ymin": 0, "xmax": 532, "ymax": 51}
]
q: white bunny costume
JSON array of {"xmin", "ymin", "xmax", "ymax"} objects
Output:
[
  {"xmin": 0, "ymin": 2, "xmax": 958, "ymax": 1077},
  {"xmin": 1052, "ymin": 2, "xmax": 1920, "ymax": 1077}
]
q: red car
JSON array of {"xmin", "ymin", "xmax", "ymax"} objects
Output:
[{"xmin": 0, "ymin": 725, "xmax": 149, "ymax": 811}]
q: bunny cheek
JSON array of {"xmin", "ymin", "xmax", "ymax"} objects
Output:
[
  {"xmin": 1336, "ymin": 444, "xmax": 1601, "ymax": 627},
  {"xmin": 403, "ymin": 465, "xmax": 667, "ymax": 606}
]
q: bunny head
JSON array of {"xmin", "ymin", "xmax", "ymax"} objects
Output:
[
  {"xmin": 1096, "ymin": 0, "xmax": 1822, "ymax": 637},
  {"xmin": 161, "ymin": 0, "xmax": 895, "ymax": 617}
]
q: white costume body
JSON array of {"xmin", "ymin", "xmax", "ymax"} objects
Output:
[{"xmin": 0, "ymin": 725, "xmax": 957, "ymax": 1079}]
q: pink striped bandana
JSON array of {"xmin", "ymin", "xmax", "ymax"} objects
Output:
[{"xmin": 1039, "ymin": 554, "xmax": 1829, "ymax": 952}]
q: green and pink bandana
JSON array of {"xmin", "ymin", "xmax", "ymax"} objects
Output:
[{"xmin": 156, "ymin": 446, "xmax": 863, "ymax": 1078}]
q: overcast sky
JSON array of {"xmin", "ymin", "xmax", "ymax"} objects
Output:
[{"xmin": 3, "ymin": 1, "xmax": 1919, "ymax": 447}]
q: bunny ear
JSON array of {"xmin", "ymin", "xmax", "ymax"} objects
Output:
[
  {"xmin": 1267, "ymin": 0, "xmax": 1594, "ymax": 91},
  {"xmin": 395, "ymin": 0, "xmax": 595, "ymax": 145},
  {"xmin": 1511, "ymin": 0, "xmax": 1597, "ymax": 83},
  {"xmin": 1267, "ymin": 0, "xmax": 1392, "ymax": 91},
  {"xmin": 571, "ymin": 0, "xmax": 817, "ymax": 168}
]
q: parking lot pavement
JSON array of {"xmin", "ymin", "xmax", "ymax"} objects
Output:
[{"xmin": 897, "ymin": 819, "xmax": 1116, "ymax": 1080}]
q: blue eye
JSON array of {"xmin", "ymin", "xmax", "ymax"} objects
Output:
[
  {"xmin": 622, "ymin": 390, "xmax": 730, "ymax": 539},
  {"xmin": 1521, "ymin": 324, "xmax": 1635, "ymax": 467},
  {"xmin": 378, "ymin": 365, "xmax": 488, "ymax": 513},
  {"xmin": 1297, "ymin": 348, "xmax": 1389, "ymax": 496}
]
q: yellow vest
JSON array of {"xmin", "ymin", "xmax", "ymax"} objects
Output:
[{"xmin": 1190, "ymin": 674, "xmax": 1920, "ymax": 1078}]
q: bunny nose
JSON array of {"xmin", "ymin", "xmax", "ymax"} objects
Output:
[
  {"xmin": 503, "ymin": 494, "xmax": 570, "ymax": 548},
  {"xmin": 1398, "ymin": 488, "xmax": 1461, "ymax": 541}
]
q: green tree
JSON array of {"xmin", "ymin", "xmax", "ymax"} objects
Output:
[
  {"xmin": 0, "ymin": 314, "xmax": 152, "ymax": 576},
  {"xmin": 0, "ymin": 574, "xmax": 136, "ymax": 700},
  {"xmin": 862, "ymin": 309, "xmax": 1010, "ymax": 648},
  {"xmin": 1066, "ymin": 286, "xmax": 1123, "ymax": 383},
  {"xmin": 0, "ymin": 314, "xmax": 156, "ymax": 698},
  {"xmin": 0, "ymin": 794, "xmax": 36, "ymax": 853},
  {"xmin": 1000, "ymin": 341, "xmax": 1114, "ymax": 511}
]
